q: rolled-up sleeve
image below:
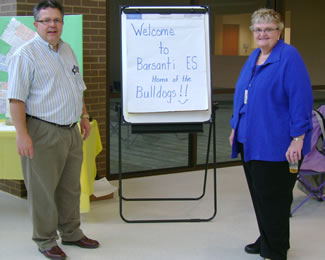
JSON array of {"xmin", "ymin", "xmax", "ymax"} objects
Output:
[
  {"xmin": 284, "ymin": 49, "xmax": 313, "ymax": 137},
  {"xmin": 8, "ymin": 51, "xmax": 34, "ymax": 102}
]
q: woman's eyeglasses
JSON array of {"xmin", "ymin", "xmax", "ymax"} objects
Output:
[{"xmin": 252, "ymin": 27, "xmax": 278, "ymax": 34}]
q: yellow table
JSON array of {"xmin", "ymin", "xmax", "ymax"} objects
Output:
[{"xmin": 0, "ymin": 120, "xmax": 102, "ymax": 213}]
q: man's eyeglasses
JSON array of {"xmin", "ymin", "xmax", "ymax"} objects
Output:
[
  {"xmin": 36, "ymin": 18, "xmax": 63, "ymax": 25},
  {"xmin": 252, "ymin": 27, "xmax": 278, "ymax": 34}
]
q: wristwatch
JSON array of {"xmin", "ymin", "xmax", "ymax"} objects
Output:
[
  {"xmin": 81, "ymin": 113, "xmax": 90, "ymax": 120},
  {"xmin": 293, "ymin": 137, "xmax": 303, "ymax": 141}
]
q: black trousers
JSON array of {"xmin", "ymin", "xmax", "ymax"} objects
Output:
[{"xmin": 239, "ymin": 143, "xmax": 297, "ymax": 260}]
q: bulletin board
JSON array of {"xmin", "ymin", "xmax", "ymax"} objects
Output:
[{"xmin": 0, "ymin": 15, "xmax": 83, "ymax": 119}]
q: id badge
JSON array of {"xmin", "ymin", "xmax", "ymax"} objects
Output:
[{"xmin": 244, "ymin": 89, "xmax": 248, "ymax": 104}]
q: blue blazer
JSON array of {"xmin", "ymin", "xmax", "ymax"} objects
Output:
[{"xmin": 231, "ymin": 40, "xmax": 313, "ymax": 162}]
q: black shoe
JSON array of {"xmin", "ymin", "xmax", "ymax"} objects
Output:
[{"xmin": 244, "ymin": 242, "xmax": 260, "ymax": 254}]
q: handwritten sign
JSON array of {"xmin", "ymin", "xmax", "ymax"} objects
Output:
[{"xmin": 124, "ymin": 12, "xmax": 209, "ymax": 113}]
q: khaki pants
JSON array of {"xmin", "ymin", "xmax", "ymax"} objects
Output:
[{"xmin": 22, "ymin": 117, "xmax": 84, "ymax": 250}]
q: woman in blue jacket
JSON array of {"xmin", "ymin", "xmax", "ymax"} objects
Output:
[{"xmin": 229, "ymin": 8, "xmax": 313, "ymax": 260}]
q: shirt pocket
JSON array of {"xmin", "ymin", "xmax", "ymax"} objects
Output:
[{"xmin": 73, "ymin": 72, "xmax": 86, "ymax": 92}]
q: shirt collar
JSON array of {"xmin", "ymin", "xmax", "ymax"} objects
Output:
[
  {"xmin": 263, "ymin": 39, "xmax": 284, "ymax": 64},
  {"xmin": 34, "ymin": 32, "xmax": 63, "ymax": 51},
  {"xmin": 250, "ymin": 39, "xmax": 284, "ymax": 68}
]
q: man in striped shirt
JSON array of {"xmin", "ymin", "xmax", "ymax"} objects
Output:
[{"xmin": 8, "ymin": 1, "xmax": 99, "ymax": 259}]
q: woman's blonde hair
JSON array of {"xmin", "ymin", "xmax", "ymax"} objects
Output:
[{"xmin": 250, "ymin": 8, "xmax": 284, "ymax": 32}]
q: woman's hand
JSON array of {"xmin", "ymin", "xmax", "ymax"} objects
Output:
[
  {"xmin": 229, "ymin": 129, "xmax": 235, "ymax": 146},
  {"xmin": 285, "ymin": 136, "xmax": 304, "ymax": 163}
]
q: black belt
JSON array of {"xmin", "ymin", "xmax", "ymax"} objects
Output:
[{"xmin": 26, "ymin": 114, "xmax": 77, "ymax": 128}]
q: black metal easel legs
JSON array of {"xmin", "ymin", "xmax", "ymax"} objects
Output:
[{"xmin": 118, "ymin": 108, "xmax": 217, "ymax": 223}]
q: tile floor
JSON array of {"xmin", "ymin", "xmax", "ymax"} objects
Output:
[{"xmin": 0, "ymin": 166, "xmax": 324, "ymax": 260}]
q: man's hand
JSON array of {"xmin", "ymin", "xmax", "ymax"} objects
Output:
[
  {"xmin": 10, "ymin": 99, "xmax": 34, "ymax": 158},
  {"xmin": 80, "ymin": 118, "xmax": 91, "ymax": 140},
  {"xmin": 16, "ymin": 133, "xmax": 34, "ymax": 159}
]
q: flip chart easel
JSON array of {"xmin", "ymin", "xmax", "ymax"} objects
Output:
[{"xmin": 119, "ymin": 5, "xmax": 217, "ymax": 223}]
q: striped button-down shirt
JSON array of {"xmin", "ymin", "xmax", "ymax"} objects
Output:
[{"xmin": 8, "ymin": 33, "xmax": 86, "ymax": 125}]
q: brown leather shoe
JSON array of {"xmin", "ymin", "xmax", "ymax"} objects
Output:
[
  {"xmin": 62, "ymin": 235, "xmax": 99, "ymax": 249},
  {"xmin": 39, "ymin": 246, "xmax": 67, "ymax": 260}
]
